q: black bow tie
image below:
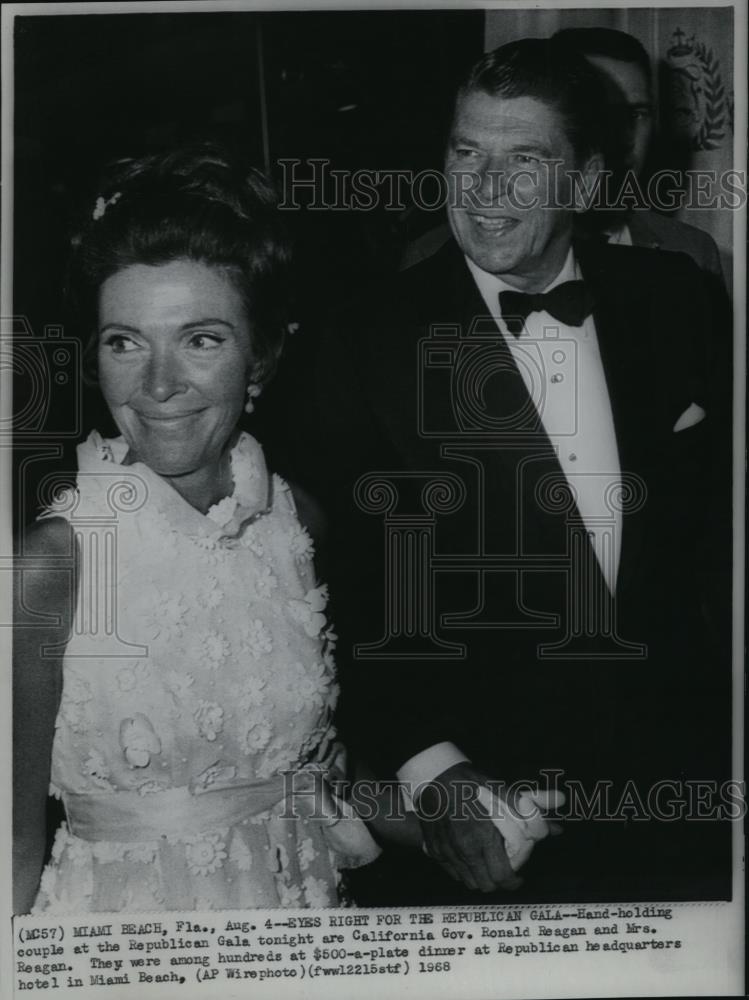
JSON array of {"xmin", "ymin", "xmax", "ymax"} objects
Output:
[{"xmin": 499, "ymin": 280, "xmax": 594, "ymax": 336}]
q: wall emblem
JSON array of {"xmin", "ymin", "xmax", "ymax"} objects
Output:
[{"xmin": 665, "ymin": 28, "xmax": 728, "ymax": 151}]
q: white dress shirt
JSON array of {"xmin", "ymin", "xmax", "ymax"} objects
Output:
[{"xmin": 466, "ymin": 247, "xmax": 622, "ymax": 593}]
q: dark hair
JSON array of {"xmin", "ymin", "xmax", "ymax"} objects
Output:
[
  {"xmin": 552, "ymin": 27, "xmax": 652, "ymax": 81},
  {"xmin": 455, "ymin": 38, "xmax": 609, "ymax": 163},
  {"xmin": 69, "ymin": 143, "xmax": 292, "ymax": 387}
]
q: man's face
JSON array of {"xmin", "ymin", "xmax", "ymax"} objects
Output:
[
  {"xmin": 586, "ymin": 55, "xmax": 653, "ymax": 176},
  {"xmin": 446, "ymin": 91, "xmax": 594, "ymax": 291}
]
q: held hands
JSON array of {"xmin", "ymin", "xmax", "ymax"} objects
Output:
[{"xmin": 415, "ymin": 762, "xmax": 564, "ymax": 893}]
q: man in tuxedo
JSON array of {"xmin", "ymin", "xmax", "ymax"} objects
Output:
[{"xmin": 291, "ymin": 38, "xmax": 731, "ymax": 904}]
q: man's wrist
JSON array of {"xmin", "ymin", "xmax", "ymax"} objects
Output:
[{"xmin": 396, "ymin": 742, "xmax": 470, "ymax": 809}]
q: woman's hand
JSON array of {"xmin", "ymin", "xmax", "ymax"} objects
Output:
[
  {"xmin": 13, "ymin": 517, "xmax": 76, "ymax": 914},
  {"xmin": 416, "ymin": 762, "xmax": 523, "ymax": 892}
]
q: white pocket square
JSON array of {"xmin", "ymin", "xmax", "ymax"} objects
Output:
[{"xmin": 673, "ymin": 402, "xmax": 706, "ymax": 433}]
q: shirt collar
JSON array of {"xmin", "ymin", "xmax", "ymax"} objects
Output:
[
  {"xmin": 465, "ymin": 246, "xmax": 580, "ymax": 307},
  {"xmin": 605, "ymin": 222, "xmax": 633, "ymax": 246}
]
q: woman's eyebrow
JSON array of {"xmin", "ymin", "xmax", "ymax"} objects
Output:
[
  {"xmin": 99, "ymin": 322, "xmax": 140, "ymax": 334},
  {"xmin": 180, "ymin": 318, "xmax": 237, "ymax": 331}
]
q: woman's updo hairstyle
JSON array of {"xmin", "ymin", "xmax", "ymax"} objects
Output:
[{"xmin": 70, "ymin": 143, "xmax": 292, "ymax": 387}]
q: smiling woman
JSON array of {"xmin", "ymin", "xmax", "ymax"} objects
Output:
[
  {"xmin": 13, "ymin": 145, "xmax": 383, "ymax": 916},
  {"xmin": 97, "ymin": 260, "xmax": 254, "ymax": 510}
]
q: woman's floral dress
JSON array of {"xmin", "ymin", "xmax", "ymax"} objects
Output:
[{"xmin": 32, "ymin": 431, "xmax": 378, "ymax": 914}]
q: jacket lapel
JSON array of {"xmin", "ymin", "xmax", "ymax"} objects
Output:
[{"xmin": 575, "ymin": 240, "xmax": 659, "ymax": 593}]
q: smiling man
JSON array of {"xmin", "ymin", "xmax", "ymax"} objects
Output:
[
  {"xmin": 299, "ymin": 38, "xmax": 732, "ymax": 905},
  {"xmin": 445, "ymin": 88, "xmax": 600, "ymax": 289}
]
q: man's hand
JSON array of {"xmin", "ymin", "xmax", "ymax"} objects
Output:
[{"xmin": 415, "ymin": 762, "xmax": 523, "ymax": 893}]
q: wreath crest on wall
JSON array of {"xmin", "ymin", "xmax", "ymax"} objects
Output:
[{"xmin": 665, "ymin": 28, "xmax": 728, "ymax": 151}]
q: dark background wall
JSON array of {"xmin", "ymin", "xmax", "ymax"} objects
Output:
[
  {"xmin": 14, "ymin": 10, "xmax": 482, "ymax": 334},
  {"xmin": 12, "ymin": 9, "xmax": 483, "ymax": 527}
]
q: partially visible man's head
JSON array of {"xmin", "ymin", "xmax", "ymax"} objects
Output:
[
  {"xmin": 553, "ymin": 27, "xmax": 654, "ymax": 176},
  {"xmin": 446, "ymin": 38, "xmax": 605, "ymax": 290}
]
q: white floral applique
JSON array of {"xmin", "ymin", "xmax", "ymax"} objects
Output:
[
  {"xmin": 194, "ymin": 701, "xmax": 225, "ymax": 742},
  {"xmin": 303, "ymin": 875, "xmax": 332, "ymax": 907},
  {"xmin": 202, "ymin": 630, "xmax": 231, "ymax": 668},
  {"xmin": 241, "ymin": 524, "xmax": 265, "ymax": 557},
  {"xmin": 146, "ymin": 594, "xmax": 187, "ymax": 642},
  {"xmin": 287, "ymin": 524, "xmax": 315, "ymax": 564},
  {"xmin": 184, "ymin": 833, "xmax": 227, "ymax": 876},
  {"xmin": 83, "ymin": 748, "xmax": 115, "ymax": 791},
  {"xmin": 322, "ymin": 624, "xmax": 338, "ymax": 653},
  {"xmin": 278, "ymin": 882, "xmax": 303, "ymax": 907},
  {"xmin": 288, "ymin": 585, "xmax": 329, "ymax": 638},
  {"xmin": 298, "ymin": 837, "xmax": 318, "ymax": 869},
  {"xmin": 241, "ymin": 720, "xmax": 273, "ymax": 756},
  {"xmin": 242, "ymin": 618, "xmax": 273, "ymax": 658},
  {"xmin": 199, "ymin": 576, "xmax": 224, "ymax": 610},
  {"xmin": 66, "ymin": 837, "xmax": 92, "ymax": 868},
  {"xmin": 207, "ymin": 496, "xmax": 238, "ymax": 528},
  {"xmin": 120, "ymin": 713, "xmax": 161, "ymax": 768},
  {"xmin": 192, "ymin": 533, "xmax": 221, "ymax": 566},
  {"xmin": 38, "ymin": 866, "xmax": 58, "ymax": 902},
  {"xmin": 238, "ymin": 675, "xmax": 268, "ymax": 715},
  {"xmin": 116, "ymin": 658, "xmax": 151, "ymax": 694},
  {"xmin": 229, "ymin": 835, "xmax": 253, "ymax": 873},
  {"xmin": 49, "ymin": 826, "xmax": 68, "ymax": 864},
  {"xmin": 289, "ymin": 660, "xmax": 332, "ymax": 710},
  {"xmin": 59, "ymin": 671, "xmax": 93, "ymax": 733}
]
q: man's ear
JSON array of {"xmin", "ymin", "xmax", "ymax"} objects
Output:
[{"xmin": 572, "ymin": 152, "xmax": 604, "ymax": 214}]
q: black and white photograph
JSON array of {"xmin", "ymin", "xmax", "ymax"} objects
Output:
[{"xmin": 2, "ymin": 2, "xmax": 745, "ymax": 997}]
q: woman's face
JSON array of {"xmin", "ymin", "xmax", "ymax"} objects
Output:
[{"xmin": 97, "ymin": 259, "xmax": 254, "ymax": 478}]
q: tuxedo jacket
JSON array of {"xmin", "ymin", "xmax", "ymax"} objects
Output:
[
  {"xmin": 292, "ymin": 237, "xmax": 731, "ymax": 792},
  {"xmin": 626, "ymin": 210, "xmax": 724, "ymax": 279}
]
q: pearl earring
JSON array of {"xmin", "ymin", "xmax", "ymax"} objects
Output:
[{"xmin": 244, "ymin": 383, "xmax": 262, "ymax": 414}]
